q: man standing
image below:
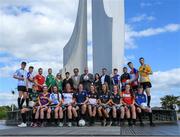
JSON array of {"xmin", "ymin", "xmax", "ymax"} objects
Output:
[
  {"xmin": 34, "ymin": 68, "xmax": 45, "ymax": 93},
  {"xmin": 100, "ymin": 68, "xmax": 111, "ymax": 89},
  {"xmin": 111, "ymin": 68, "xmax": 120, "ymax": 87},
  {"xmin": 80, "ymin": 67, "xmax": 94, "ymax": 91},
  {"xmin": 26, "ymin": 66, "xmax": 34, "ymax": 107},
  {"xmin": 46, "ymin": 68, "xmax": 56, "ymax": 92},
  {"xmin": 127, "ymin": 62, "xmax": 139, "ymax": 93},
  {"xmin": 139, "ymin": 57, "xmax": 153, "ymax": 107},
  {"xmin": 120, "ymin": 67, "xmax": 130, "ymax": 92},
  {"xmin": 71, "ymin": 68, "xmax": 80, "ymax": 91},
  {"xmin": 13, "ymin": 62, "xmax": 28, "ymax": 109}
]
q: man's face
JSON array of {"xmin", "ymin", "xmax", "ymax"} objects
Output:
[
  {"xmin": 74, "ymin": 69, "xmax": 79, "ymax": 75},
  {"xmin": 123, "ymin": 68, "xmax": 127, "ymax": 73},
  {"xmin": 114, "ymin": 70, "xmax": 118, "ymax": 75},
  {"xmin": 48, "ymin": 69, "xmax": 52, "ymax": 74},
  {"xmin": 84, "ymin": 68, "xmax": 88, "ymax": 74},
  {"xmin": 29, "ymin": 68, "xmax": 33, "ymax": 73},
  {"xmin": 139, "ymin": 59, "xmax": 144, "ymax": 65},
  {"xmin": 128, "ymin": 63, "xmax": 133, "ymax": 69},
  {"xmin": 102, "ymin": 69, "xmax": 106, "ymax": 75},
  {"xmin": 66, "ymin": 73, "xmax": 69, "ymax": 78},
  {"xmin": 39, "ymin": 69, "xmax": 43, "ymax": 75},
  {"xmin": 138, "ymin": 88, "xmax": 143, "ymax": 94},
  {"xmin": 21, "ymin": 64, "xmax": 26, "ymax": 69}
]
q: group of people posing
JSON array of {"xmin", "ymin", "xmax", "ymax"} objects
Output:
[{"xmin": 13, "ymin": 57, "xmax": 155, "ymax": 128}]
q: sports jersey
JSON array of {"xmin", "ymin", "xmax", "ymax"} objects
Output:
[
  {"xmin": 135, "ymin": 93, "xmax": 146, "ymax": 106},
  {"xmin": 39, "ymin": 93, "xmax": 50, "ymax": 105},
  {"xmin": 29, "ymin": 90, "xmax": 39, "ymax": 102},
  {"xmin": 112, "ymin": 74, "xmax": 120, "ymax": 85},
  {"xmin": 34, "ymin": 74, "xmax": 45, "ymax": 91},
  {"xmin": 14, "ymin": 68, "xmax": 27, "ymax": 86},
  {"xmin": 88, "ymin": 92, "xmax": 98, "ymax": 105},
  {"xmin": 99, "ymin": 92, "xmax": 110, "ymax": 104},
  {"xmin": 50, "ymin": 92, "xmax": 62, "ymax": 105},
  {"xmin": 129, "ymin": 68, "xmax": 139, "ymax": 87},
  {"xmin": 73, "ymin": 90, "xmax": 88, "ymax": 104},
  {"xmin": 120, "ymin": 73, "xmax": 130, "ymax": 90},
  {"xmin": 139, "ymin": 64, "xmax": 152, "ymax": 83},
  {"xmin": 27, "ymin": 72, "xmax": 34, "ymax": 89},
  {"xmin": 62, "ymin": 92, "xmax": 73, "ymax": 104},
  {"xmin": 110, "ymin": 92, "xmax": 121, "ymax": 104},
  {"xmin": 46, "ymin": 74, "xmax": 56, "ymax": 89},
  {"xmin": 121, "ymin": 91, "xmax": 134, "ymax": 105},
  {"xmin": 56, "ymin": 79, "xmax": 63, "ymax": 93}
]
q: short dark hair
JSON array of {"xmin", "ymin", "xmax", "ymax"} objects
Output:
[
  {"xmin": 102, "ymin": 68, "xmax": 107, "ymax": 70},
  {"xmin": 127, "ymin": 62, "xmax": 132, "ymax": 65},
  {"xmin": 29, "ymin": 66, "xmax": 34, "ymax": 69},
  {"xmin": 123, "ymin": 67, "xmax": 127, "ymax": 69},
  {"xmin": 38, "ymin": 68, "xmax": 43, "ymax": 71},
  {"xmin": 139, "ymin": 57, "xmax": 144, "ymax": 60},
  {"xmin": 21, "ymin": 62, "xmax": 26, "ymax": 65},
  {"xmin": 65, "ymin": 72, "xmax": 70, "ymax": 75},
  {"xmin": 113, "ymin": 68, "xmax": 118, "ymax": 71}
]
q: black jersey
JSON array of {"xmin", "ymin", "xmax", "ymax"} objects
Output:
[
  {"xmin": 99, "ymin": 92, "xmax": 110, "ymax": 104},
  {"xmin": 110, "ymin": 93, "xmax": 121, "ymax": 104}
]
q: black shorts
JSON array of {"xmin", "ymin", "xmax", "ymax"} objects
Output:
[
  {"xmin": 18, "ymin": 86, "xmax": 27, "ymax": 92},
  {"xmin": 131, "ymin": 85, "xmax": 138, "ymax": 92},
  {"xmin": 140, "ymin": 82, "xmax": 152, "ymax": 89},
  {"xmin": 28, "ymin": 88, "xmax": 32, "ymax": 93}
]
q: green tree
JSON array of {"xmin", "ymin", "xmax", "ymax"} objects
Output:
[{"xmin": 160, "ymin": 95, "xmax": 180, "ymax": 110}]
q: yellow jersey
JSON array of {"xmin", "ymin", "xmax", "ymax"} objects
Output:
[{"xmin": 139, "ymin": 64, "xmax": 152, "ymax": 83}]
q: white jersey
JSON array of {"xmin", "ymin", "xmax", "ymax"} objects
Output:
[
  {"xmin": 62, "ymin": 92, "xmax": 73, "ymax": 105},
  {"xmin": 27, "ymin": 72, "xmax": 34, "ymax": 89},
  {"xmin": 14, "ymin": 68, "xmax": 27, "ymax": 86}
]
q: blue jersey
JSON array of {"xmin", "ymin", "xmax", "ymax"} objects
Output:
[
  {"xmin": 73, "ymin": 90, "xmax": 88, "ymax": 104},
  {"xmin": 99, "ymin": 92, "xmax": 110, "ymax": 103},
  {"xmin": 112, "ymin": 74, "xmax": 120, "ymax": 85},
  {"xmin": 14, "ymin": 68, "xmax": 27, "ymax": 86},
  {"xmin": 135, "ymin": 93, "xmax": 146, "ymax": 106}
]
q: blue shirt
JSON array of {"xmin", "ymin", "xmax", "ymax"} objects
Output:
[
  {"xmin": 14, "ymin": 68, "xmax": 27, "ymax": 86},
  {"xmin": 73, "ymin": 90, "xmax": 88, "ymax": 104},
  {"xmin": 135, "ymin": 93, "xmax": 146, "ymax": 106},
  {"xmin": 112, "ymin": 74, "xmax": 120, "ymax": 85}
]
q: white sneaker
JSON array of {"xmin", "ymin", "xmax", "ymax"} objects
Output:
[
  {"xmin": 18, "ymin": 123, "xmax": 27, "ymax": 127},
  {"xmin": 68, "ymin": 122, "xmax": 72, "ymax": 127},
  {"xmin": 58, "ymin": 122, "xmax": 64, "ymax": 127}
]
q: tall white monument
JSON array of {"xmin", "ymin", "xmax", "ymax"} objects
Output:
[
  {"xmin": 63, "ymin": 0, "xmax": 87, "ymax": 74},
  {"xmin": 92, "ymin": 0, "xmax": 124, "ymax": 74},
  {"xmin": 63, "ymin": 0, "xmax": 124, "ymax": 74}
]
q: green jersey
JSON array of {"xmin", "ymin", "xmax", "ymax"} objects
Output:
[
  {"xmin": 56, "ymin": 79, "xmax": 63, "ymax": 93},
  {"xmin": 29, "ymin": 91, "xmax": 39, "ymax": 102},
  {"xmin": 46, "ymin": 74, "xmax": 56, "ymax": 89}
]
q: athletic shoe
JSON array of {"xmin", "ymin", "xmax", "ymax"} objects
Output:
[
  {"xmin": 68, "ymin": 122, "xmax": 72, "ymax": 127},
  {"xmin": 59, "ymin": 122, "xmax": 64, "ymax": 127},
  {"xmin": 18, "ymin": 123, "xmax": 27, "ymax": 127},
  {"xmin": 32, "ymin": 123, "xmax": 38, "ymax": 127}
]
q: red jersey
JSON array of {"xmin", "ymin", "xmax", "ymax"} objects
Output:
[
  {"xmin": 129, "ymin": 68, "xmax": 139, "ymax": 87},
  {"xmin": 121, "ymin": 91, "xmax": 134, "ymax": 105},
  {"xmin": 34, "ymin": 74, "xmax": 45, "ymax": 91}
]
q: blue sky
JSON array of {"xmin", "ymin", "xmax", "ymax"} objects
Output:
[{"xmin": 0, "ymin": 0, "xmax": 180, "ymax": 106}]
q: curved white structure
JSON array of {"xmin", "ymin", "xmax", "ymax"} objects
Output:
[
  {"xmin": 92, "ymin": 0, "xmax": 124, "ymax": 74},
  {"xmin": 63, "ymin": 0, "xmax": 87, "ymax": 74}
]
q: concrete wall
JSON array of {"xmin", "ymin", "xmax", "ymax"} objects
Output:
[
  {"xmin": 92, "ymin": 0, "xmax": 124, "ymax": 74},
  {"xmin": 63, "ymin": 0, "xmax": 87, "ymax": 75}
]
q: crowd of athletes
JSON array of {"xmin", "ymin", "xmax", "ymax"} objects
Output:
[{"xmin": 13, "ymin": 57, "xmax": 155, "ymax": 127}]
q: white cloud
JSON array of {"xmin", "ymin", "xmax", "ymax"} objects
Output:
[
  {"xmin": 129, "ymin": 14, "xmax": 155, "ymax": 23},
  {"xmin": 125, "ymin": 23, "xmax": 180, "ymax": 49}
]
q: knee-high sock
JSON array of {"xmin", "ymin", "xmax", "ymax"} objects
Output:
[
  {"xmin": 149, "ymin": 112, "xmax": 153, "ymax": 124},
  {"xmin": 147, "ymin": 96, "xmax": 151, "ymax": 107},
  {"xmin": 21, "ymin": 113, "xmax": 26, "ymax": 123},
  {"xmin": 26, "ymin": 98, "xmax": 29, "ymax": 107},
  {"xmin": 138, "ymin": 112, "xmax": 143, "ymax": 123},
  {"xmin": 17, "ymin": 98, "xmax": 21, "ymax": 108}
]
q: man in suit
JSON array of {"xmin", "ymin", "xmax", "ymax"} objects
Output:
[
  {"xmin": 100, "ymin": 68, "xmax": 111, "ymax": 90},
  {"xmin": 80, "ymin": 67, "xmax": 94, "ymax": 91},
  {"xmin": 71, "ymin": 68, "xmax": 80, "ymax": 91}
]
